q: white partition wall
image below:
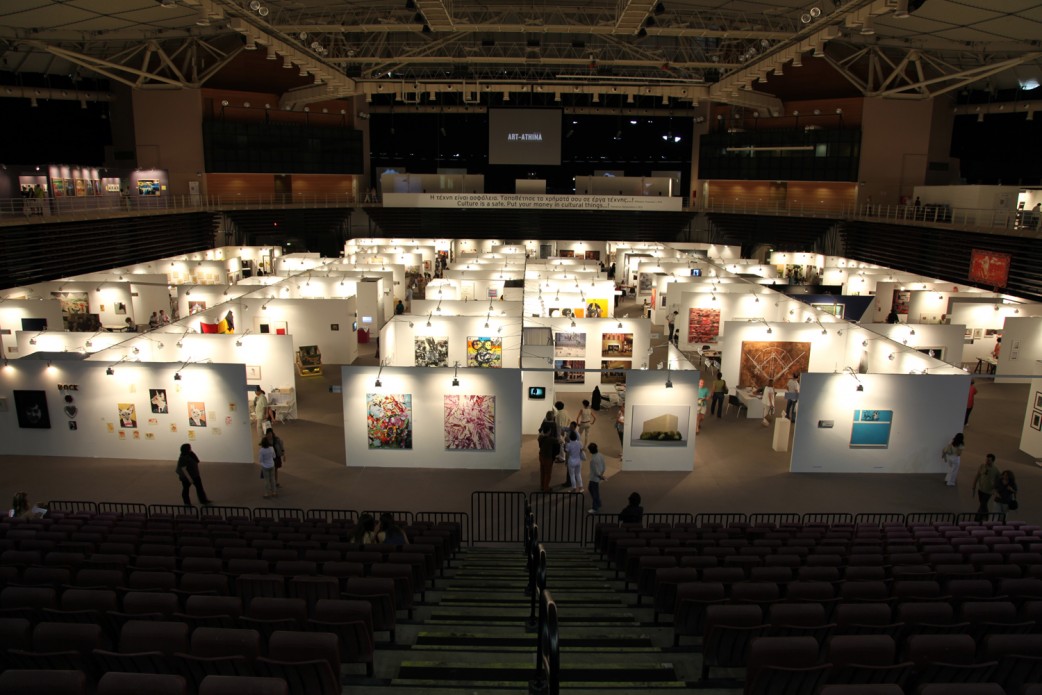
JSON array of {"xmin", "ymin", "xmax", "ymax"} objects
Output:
[
  {"xmin": 860, "ymin": 323, "xmax": 967, "ymax": 368},
  {"xmin": 545, "ymin": 316, "xmax": 652, "ymax": 392},
  {"xmin": 341, "ymin": 366, "xmax": 522, "ymax": 469},
  {"xmin": 620, "ymin": 369, "xmax": 699, "ymax": 472},
  {"xmin": 240, "ymin": 298, "xmax": 358, "ymax": 366},
  {"xmin": 791, "ymin": 372, "xmax": 970, "ymax": 473},
  {"xmin": 996, "ymin": 317, "xmax": 1042, "ymax": 383},
  {"xmin": 0, "ymin": 360, "xmax": 253, "ymax": 462},
  {"xmin": 1019, "ymin": 361, "xmax": 1042, "ymax": 458},
  {"xmin": 0, "ymin": 301, "xmax": 64, "ymax": 356},
  {"xmin": 383, "ymin": 315, "xmax": 522, "ymax": 369}
]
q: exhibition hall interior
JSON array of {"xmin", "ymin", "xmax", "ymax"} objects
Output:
[{"xmin": 3, "ymin": 1, "xmax": 1042, "ymax": 694}]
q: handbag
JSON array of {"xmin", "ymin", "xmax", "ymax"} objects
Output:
[{"xmin": 1008, "ymin": 498, "xmax": 1019, "ymax": 511}]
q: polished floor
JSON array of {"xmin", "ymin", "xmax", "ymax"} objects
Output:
[{"xmin": 2, "ymin": 298, "xmax": 1037, "ymax": 526}]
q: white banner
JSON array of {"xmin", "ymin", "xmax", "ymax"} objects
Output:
[{"xmin": 383, "ymin": 192, "xmax": 683, "ymax": 212}]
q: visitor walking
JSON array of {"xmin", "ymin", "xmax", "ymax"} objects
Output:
[
  {"xmin": 259, "ymin": 435, "xmax": 277, "ymax": 498},
  {"xmin": 615, "ymin": 408, "xmax": 625, "ymax": 446},
  {"xmin": 965, "ymin": 379, "xmax": 978, "ymax": 426},
  {"xmin": 537, "ymin": 424, "xmax": 556, "ymax": 493},
  {"xmin": 254, "ymin": 388, "xmax": 270, "ymax": 437},
  {"xmin": 576, "ymin": 399, "xmax": 597, "ymax": 447},
  {"xmin": 784, "ymin": 372, "xmax": 801, "ymax": 420},
  {"xmin": 564, "ymin": 431, "xmax": 584, "ymax": 493},
  {"xmin": 761, "ymin": 382, "xmax": 776, "ymax": 427},
  {"xmin": 994, "ymin": 470, "xmax": 1019, "ymax": 516},
  {"xmin": 176, "ymin": 443, "xmax": 212, "ymax": 506},
  {"xmin": 972, "ymin": 453, "xmax": 1000, "ymax": 521},
  {"xmin": 587, "ymin": 442, "xmax": 606, "ymax": 514},
  {"xmin": 268, "ymin": 425, "xmax": 286, "ymax": 489},
  {"xmin": 696, "ymin": 379, "xmax": 709, "ymax": 433},
  {"xmin": 710, "ymin": 375, "xmax": 727, "ymax": 418},
  {"xmin": 667, "ymin": 310, "xmax": 678, "ymax": 343},
  {"xmin": 942, "ymin": 433, "xmax": 965, "ymax": 487}
]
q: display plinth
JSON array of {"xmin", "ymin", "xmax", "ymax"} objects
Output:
[{"xmin": 772, "ymin": 416, "xmax": 791, "ymax": 452}]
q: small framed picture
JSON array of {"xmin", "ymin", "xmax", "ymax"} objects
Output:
[
  {"xmin": 1034, "ymin": 392, "xmax": 1042, "ymax": 410},
  {"xmin": 246, "ymin": 365, "xmax": 262, "ymax": 380},
  {"xmin": 331, "ymin": 324, "xmax": 339, "ymax": 331},
  {"xmin": 1032, "ymin": 410, "xmax": 1042, "ymax": 432},
  {"xmin": 68, "ymin": 421, "xmax": 77, "ymax": 431}
]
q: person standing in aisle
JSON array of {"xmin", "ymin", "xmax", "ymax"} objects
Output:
[
  {"xmin": 965, "ymin": 379, "xmax": 978, "ymax": 426},
  {"xmin": 258, "ymin": 435, "xmax": 277, "ymax": 499},
  {"xmin": 615, "ymin": 408, "xmax": 625, "ymax": 446},
  {"xmin": 696, "ymin": 379, "xmax": 709, "ymax": 433},
  {"xmin": 784, "ymin": 372, "xmax": 801, "ymax": 420},
  {"xmin": 942, "ymin": 432, "xmax": 965, "ymax": 487},
  {"xmin": 993, "ymin": 470, "xmax": 1018, "ymax": 516},
  {"xmin": 972, "ymin": 453, "xmax": 1000, "ymax": 521},
  {"xmin": 667, "ymin": 310, "xmax": 679, "ymax": 343},
  {"xmin": 553, "ymin": 400, "xmax": 570, "ymax": 464},
  {"xmin": 575, "ymin": 399, "xmax": 597, "ymax": 447},
  {"xmin": 710, "ymin": 374, "xmax": 727, "ymax": 418},
  {"xmin": 760, "ymin": 382, "xmax": 776, "ymax": 427},
  {"xmin": 268, "ymin": 426, "xmax": 286, "ymax": 489},
  {"xmin": 254, "ymin": 388, "xmax": 270, "ymax": 437},
  {"xmin": 564, "ymin": 431, "xmax": 584, "ymax": 494},
  {"xmin": 537, "ymin": 424, "xmax": 556, "ymax": 493},
  {"xmin": 176, "ymin": 443, "xmax": 212, "ymax": 506},
  {"xmin": 587, "ymin": 442, "xmax": 606, "ymax": 514}
]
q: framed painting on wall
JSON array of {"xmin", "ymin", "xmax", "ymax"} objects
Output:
[
  {"xmin": 467, "ymin": 337, "xmax": 502, "ymax": 368},
  {"xmin": 415, "ymin": 337, "xmax": 449, "ymax": 367},
  {"xmin": 811, "ymin": 303, "xmax": 845, "ymax": 318},
  {"xmin": 687, "ymin": 308, "xmax": 720, "ymax": 344},
  {"xmin": 601, "ymin": 333, "xmax": 634, "ymax": 358},
  {"xmin": 916, "ymin": 347, "xmax": 946, "ymax": 360},
  {"xmin": 738, "ymin": 341, "xmax": 812, "ymax": 390},
  {"xmin": 149, "ymin": 389, "xmax": 168, "ymax": 414},
  {"xmin": 631, "ymin": 404, "xmax": 691, "ymax": 445},
  {"xmin": 554, "ymin": 332, "xmax": 586, "ymax": 358},
  {"xmin": 850, "ymin": 409, "xmax": 893, "ymax": 448},
  {"xmin": 245, "ymin": 366, "xmax": 262, "ymax": 380},
  {"xmin": 187, "ymin": 402, "xmax": 207, "ymax": 428},
  {"xmin": 584, "ymin": 299, "xmax": 608, "ymax": 318},
  {"xmin": 443, "ymin": 394, "xmax": 495, "ymax": 450},
  {"xmin": 117, "ymin": 403, "xmax": 138, "ymax": 429},
  {"xmin": 1032, "ymin": 410, "xmax": 1042, "ymax": 432},
  {"xmin": 601, "ymin": 360, "xmax": 629, "ymax": 384},
  {"xmin": 554, "ymin": 360, "xmax": 585, "ymax": 383},
  {"xmin": 367, "ymin": 393, "xmax": 412, "ymax": 449},
  {"xmin": 969, "ymin": 249, "xmax": 1012, "ymax": 288},
  {"xmin": 891, "ymin": 290, "xmax": 911, "ymax": 315},
  {"xmin": 13, "ymin": 390, "xmax": 50, "ymax": 429}
]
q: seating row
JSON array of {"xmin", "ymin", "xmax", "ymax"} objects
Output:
[
  {"xmin": 0, "ymin": 620, "xmax": 347, "ymax": 694},
  {"xmin": 0, "ymin": 671, "xmax": 289, "ymax": 695},
  {"xmin": 711, "ymin": 630, "xmax": 1042, "ymax": 695}
]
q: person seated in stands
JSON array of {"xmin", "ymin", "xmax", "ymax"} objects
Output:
[
  {"xmin": 350, "ymin": 513, "xmax": 377, "ymax": 545},
  {"xmin": 9, "ymin": 492, "xmax": 46, "ymax": 519},
  {"xmin": 619, "ymin": 492, "xmax": 644, "ymax": 524},
  {"xmin": 377, "ymin": 512, "xmax": 409, "ymax": 546}
]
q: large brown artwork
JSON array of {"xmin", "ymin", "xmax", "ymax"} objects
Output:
[
  {"xmin": 688, "ymin": 308, "xmax": 720, "ymax": 344},
  {"xmin": 739, "ymin": 341, "xmax": 812, "ymax": 390}
]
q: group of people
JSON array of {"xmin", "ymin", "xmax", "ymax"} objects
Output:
[
  {"xmin": 942, "ymin": 433, "xmax": 1019, "ymax": 518},
  {"xmin": 695, "ymin": 372, "xmax": 800, "ymax": 431},
  {"xmin": 537, "ymin": 399, "xmax": 607, "ymax": 512},
  {"xmin": 147, "ymin": 309, "xmax": 172, "ymax": 330},
  {"xmin": 348, "ymin": 512, "xmax": 409, "ymax": 546}
]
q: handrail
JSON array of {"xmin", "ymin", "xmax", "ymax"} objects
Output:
[
  {"xmin": 530, "ymin": 588, "xmax": 560, "ymax": 695},
  {"xmin": 525, "ymin": 542, "xmax": 546, "ymax": 632}
]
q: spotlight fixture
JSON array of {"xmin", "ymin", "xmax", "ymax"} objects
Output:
[
  {"xmin": 451, "ymin": 362, "xmax": 460, "ymax": 387},
  {"xmin": 174, "ymin": 372, "xmax": 182, "ymax": 381},
  {"xmin": 845, "ymin": 366, "xmax": 864, "ymax": 392},
  {"xmin": 106, "ymin": 367, "xmax": 114, "ymax": 375},
  {"xmin": 374, "ymin": 365, "xmax": 384, "ymax": 388},
  {"xmin": 571, "ymin": 319, "xmax": 576, "ymax": 328},
  {"xmin": 665, "ymin": 369, "xmax": 673, "ymax": 389}
]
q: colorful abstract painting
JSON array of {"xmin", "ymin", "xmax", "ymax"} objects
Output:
[
  {"xmin": 601, "ymin": 333, "xmax": 634, "ymax": 357},
  {"xmin": 554, "ymin": 332, "xmax": 586, "ymax": 358},
  {"xmin": 584, "ymin": 298, "xmax": 608, "ymax": 318},
  {"xmin": 367, "ymin": 393, "xmax": 413, "ymax": 449},
  {"xmin": 444, "ymin": 394, "xmax": 495, "ymax": 450},
  {"xmin": 738, "ymin": 341, "xmax": 812, "ymax": 390},
  {"xmin": 687, "ymin": 308, "xmax": 720, "ymax": 344},
  {"xmin": 467, "ymin": 337, "xmax": 502, "ymax": 368},
  {"xmin": 969, "ymin": 249, "xmax": 1012, "ymax": 288},
  {"xmin": 415, "ymin": 336, "xmax": 449, "ymax": 367},
  {"xmin": 892, "ymin": 290, "xmax": 911, "ymax": 315}
]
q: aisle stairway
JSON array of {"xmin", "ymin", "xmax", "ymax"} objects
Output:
[{"xmin": 348, "ymin": 545, "xmax": 721, "ymax": 695}]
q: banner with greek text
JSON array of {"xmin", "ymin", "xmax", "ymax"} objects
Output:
[{"xmin": 383, "ymin": 193, "xmax": 683, "ymax": 212}]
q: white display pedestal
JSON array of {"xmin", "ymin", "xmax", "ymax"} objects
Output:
[{"xmin": 772, "ymin": 416, "xmax": 791, "ymax": 452}]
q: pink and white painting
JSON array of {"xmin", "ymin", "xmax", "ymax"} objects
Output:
[{"xmin": 443, "ymin": 394, "xmax": 495, "ymax": 450}]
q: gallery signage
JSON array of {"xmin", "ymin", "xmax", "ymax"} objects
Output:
[{"xmin": 383, "ymin": 193, "xmax": 683, "ymax": 212}]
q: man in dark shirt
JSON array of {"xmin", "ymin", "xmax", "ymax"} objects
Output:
[{"xmin": 619, "ymin": 492, "xmax": 644, "ymax": 524}]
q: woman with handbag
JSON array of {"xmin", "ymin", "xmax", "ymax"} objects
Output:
[{"xmin": 994, "ymin": 470, "xmax": 1018, "ymax": 515}]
